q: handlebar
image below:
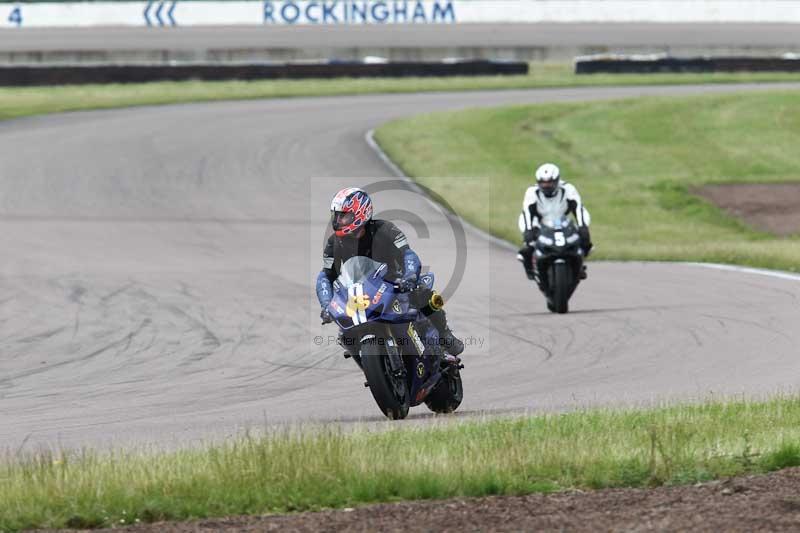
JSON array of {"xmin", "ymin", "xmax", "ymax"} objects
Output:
[{"xmin": 393, "ymin": 280, "xmax": 418, "ymax": 294}]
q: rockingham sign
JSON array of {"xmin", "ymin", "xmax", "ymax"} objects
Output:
[
  {"xmin": 264, "ymin": 1, "xmax": 455, "ymax": 25},
  {"xmin": 5, "ymin": 1, "xmax": 800, "ymax": 28}
]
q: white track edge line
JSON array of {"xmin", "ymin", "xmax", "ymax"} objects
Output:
[
  {"xmin": 365, "ymin": 129, "xmax": 800, "ymax": 284},
  {"xmin": 365, "ymin": 128, "xmax": 515, "ymax": 252},
  {"xmin": 686, "ymin": 262, "xmax": 800, "ymax": 282}
]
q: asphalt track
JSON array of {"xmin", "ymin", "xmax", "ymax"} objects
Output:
[
  {"xmin": 2, "ymin": 24, "xmax": 798, "ymax": 51},
  {"xmin": 2, "ymin": 82, "xmax": 800, "ymax": 451}
]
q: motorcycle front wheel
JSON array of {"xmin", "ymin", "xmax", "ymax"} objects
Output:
[
  {"xmin": 550, "ymin": 261, "xmax": 571, "ymax": 314},
  {"xmin": 361, "ymin": 337, "xmax": 410, "ymax": 420}
]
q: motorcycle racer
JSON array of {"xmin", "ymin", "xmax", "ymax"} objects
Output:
[
  {"xmin": 517, "ymin": 163, "xmax": 593, "ymax": 280},
  {"xmin": 316, "ymin": 187, "xmax": 464, "ymax": 357}
]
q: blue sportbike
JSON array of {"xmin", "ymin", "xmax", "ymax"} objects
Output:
[{"xmin": 325, "ymin": 256, "xmax": 463, "ymax": 420}]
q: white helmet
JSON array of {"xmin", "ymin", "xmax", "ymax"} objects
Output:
[{"xmin": 535, "ymin": 163, "xmax": 561, "ymax": 198}]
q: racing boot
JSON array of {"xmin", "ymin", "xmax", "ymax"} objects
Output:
[
  {"xmin": 517, "ymin": 247, "xmax": 537, "ymax": 281},
  {"xmin": 428, "ymin": 309, "xmax": 465, "ymax": 356},
  {"xmin": 580, "ymin": 228, "xmax": 592, "ymax": 281}
]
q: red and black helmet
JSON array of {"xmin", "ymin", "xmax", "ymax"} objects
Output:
[{"xmin": 330, "ymin": 187, "xmax": 373, "ymax": 237}]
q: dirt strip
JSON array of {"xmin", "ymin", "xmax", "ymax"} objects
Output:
[
  {"xmin": 696, "ymin": 183, "xmax": 800, "ymax": 236},
  {"xmin": 54, "ymin": 467, "xmax": 800, "ymax": 532}
]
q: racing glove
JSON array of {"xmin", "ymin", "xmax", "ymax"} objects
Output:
[
  {"xmin": 320, "ymin": 308, "xmax": 333, "ymax": 324},
  {"xmin": 395, "ymin": 278, "xmax": 418, "ymax": 293},
  {"xmin": 523, "ymin": 228, "xmax": 540, "ymax": 246}
]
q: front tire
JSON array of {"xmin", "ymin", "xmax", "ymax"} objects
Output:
[
  {"xmin": 361, "ymin": 338, "xmax": 410, "ymax": 420},
  {"xmin": 550, "ymin": 262, "xmax": 571, "ymax": 314}
]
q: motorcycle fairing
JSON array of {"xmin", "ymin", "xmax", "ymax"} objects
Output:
[
  {"xmin": 328, "ymin": 261, "xmax": 419, "ymax": 331},
  {"xmin": 388, "ymin": 319, "xmax": 443, "ymax": 406}
]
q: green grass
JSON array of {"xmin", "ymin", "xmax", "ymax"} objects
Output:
[
  {"xmin": 375, "ymin": 90, "xmax": 800, "ymax": 271},
  {"xmin": 3, "ymin": 65, "xmax": 800, "ymax": 122},
  {"xmin": 3, "ymin": 397, "xmax": 800, "ymax": 531}
]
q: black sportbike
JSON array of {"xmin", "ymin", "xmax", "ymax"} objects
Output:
[{"xmin": 530, "ymin": 217, "xmax": 585, "ymax": 314}]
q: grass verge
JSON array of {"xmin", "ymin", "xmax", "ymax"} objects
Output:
[
  {"xmin": 3, "ymin": 397, "xmax": 800, "ymax": 531},
  {"xmin": 374, "ymin": 90, "xmax": 800, "ymax": 271},
  {"xmin": 3, "ymin": 65, "xmax": 800, "ymax": 122}
]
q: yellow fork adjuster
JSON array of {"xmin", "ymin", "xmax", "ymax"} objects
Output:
[{"xmin": 429, "ymin": 291, "xmax": 444, "ymax": 311}]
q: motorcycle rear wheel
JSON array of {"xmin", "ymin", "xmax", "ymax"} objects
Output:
[
  {"xmin": 424, "ymin": 367, "xmax": 463, "ymax": 414},
  {"xmin": 361, "ymin": 338, "xmax": 410, "ymax": 420}
]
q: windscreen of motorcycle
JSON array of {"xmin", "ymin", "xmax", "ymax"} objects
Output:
[
  {"xmin": 338, "ymin": 256, "xmax": 387, "ymax": 288},
  {"xmin": 331, "ymin": 257, "xmax": 388, "ymax": 328},
  {"xmin": 542, "ymin": 214, "xmax": 574, "ymax": 230}
]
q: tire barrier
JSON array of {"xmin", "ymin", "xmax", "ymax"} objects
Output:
[
  {"xmin": 575, "ymin": 54, "xmax": 800, "ymax": 74},
  {"xmin": 0, "ymin": 59, "xmax": 528, "ymax": 86}
]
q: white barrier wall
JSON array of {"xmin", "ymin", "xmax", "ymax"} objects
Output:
[{"xmin": 5, "ymin": 1, "xmax": 800, "ymax": 28}]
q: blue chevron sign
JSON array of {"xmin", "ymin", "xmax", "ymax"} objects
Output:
[{"xmin": 144, "ymin": 0, "xmax": 177, "ymax": 27}]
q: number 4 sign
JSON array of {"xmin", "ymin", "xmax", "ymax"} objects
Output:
[{"xmin": 8, "ymin": 5, "xmax": 22, "ymax": 26}]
